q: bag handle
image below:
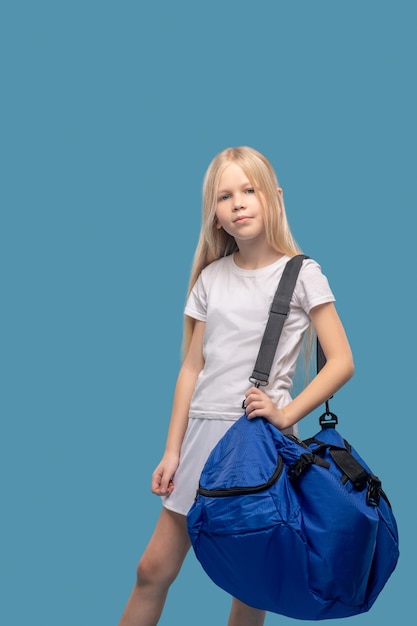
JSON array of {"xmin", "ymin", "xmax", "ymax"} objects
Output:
[
  {"xmin": 249, "ymin": 254, "xmax": 309, "ymax": 387},
  {"xmin": 249, "ymin": 254, "xmax": 337, "ymax": 414},
  {"xmin": 248, "ymin": 254, "xmax": 336, "ymax": 426}
]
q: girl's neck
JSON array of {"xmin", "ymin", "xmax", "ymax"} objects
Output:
[{"xmin": 233, "ymin": 245, "xmax": 284, "ymax": 270}]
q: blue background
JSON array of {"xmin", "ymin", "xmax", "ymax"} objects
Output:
[{"xmin": 1, "ymin": 1, "xmax": 415, "ymax": 624}]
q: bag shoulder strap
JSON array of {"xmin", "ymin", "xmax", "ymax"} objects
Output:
[{"xmin": 249, "ymin": 254, "xmax": 308, "ymax": 387}]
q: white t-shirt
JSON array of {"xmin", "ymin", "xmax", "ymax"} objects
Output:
[{"xmin": 184, "ymin": 254, "xmax": 335, "ymax": 421}]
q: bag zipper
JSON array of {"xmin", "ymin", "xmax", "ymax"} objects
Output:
[{"xmin": 196, "ymin": 456, "xmax": 284, "ymax": 498}]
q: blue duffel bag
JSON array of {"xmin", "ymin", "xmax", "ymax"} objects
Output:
[
  {"xmin": 187, "ymin": 256, "xmax": 399, "ymax": 620},
  {"xmin": 187, "ymin": 412, "xmax": 399, "ymax": 619}
]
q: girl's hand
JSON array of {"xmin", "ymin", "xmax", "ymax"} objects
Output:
[
  {"xmin": 244, "ymin": 387, "xmax": 289, "ymax": 430},
  {"xmin": 151, "ymin": 452, "xmax": 180, "ymax": 496}
]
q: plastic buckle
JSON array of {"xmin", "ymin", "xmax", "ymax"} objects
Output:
[
  {"xmin": 248, "ymin": 378, "xmax": 267, "ymax": 387},
  {"xmin": 366, "ymin": 474, "xmax": 382, "ymax": 507},
  {"xmin": 288, "ymin": 453, "xmax": 314, "ymax": 480},
  {"xmin": 319, "ymin": 402, "xmax": 338, "ymax": 429}
]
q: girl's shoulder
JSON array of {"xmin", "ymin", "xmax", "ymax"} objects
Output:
[
  {"xmin": 203, "ymin": 254, "xmax": 233, "ymax": 272},
  {"xmin": 298, "ymin": 256, "xmax": 332, "ymax": 282},
  {"xmin": 299, "ymin": 256, "xmax": 324, "ymax": 274},
  {"xmin": 198, "ymin": 254, "xmax": 234, "ymax": 282},
  {"xmin": 294, "ymin": 256, "xmax": 335, "ymax": 312},
  {"xmin": 189, "ymin": 256, "xmax": 233, "ymax": 300}
]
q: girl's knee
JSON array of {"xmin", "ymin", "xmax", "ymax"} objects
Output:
[
  {"xmin": 135, "ymin": 508, "xmax": 189, "ymax": 590},
  {"xmin": 136, "ymin": 552, "xmax": 179, "ymax": 589}
]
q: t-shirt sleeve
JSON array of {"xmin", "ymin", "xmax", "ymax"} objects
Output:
[
  {"xmin": 293, "ymin": 259, "xmax": 335, "ymax": 314},
  {"xmin": 184, "ymin": 272, "xmax": 207, "ymax": 321}
]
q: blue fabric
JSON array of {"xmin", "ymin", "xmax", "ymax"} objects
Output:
[{"xmin": 187, "ymin": 415, "xmax": 399, "ymax": 620}]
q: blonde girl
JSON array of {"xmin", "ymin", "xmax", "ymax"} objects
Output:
[{"xmin": 119, "ymin": 147, "xmax": 354, "ymax": 626}]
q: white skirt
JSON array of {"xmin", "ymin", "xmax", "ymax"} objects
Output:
[
  {"xmin": 161, "ymin": 414, "xmax": 298, "ymax": 516},
  {"xmin": 161, "ymin": 417, "xmax": 238, "ymax": 516}
]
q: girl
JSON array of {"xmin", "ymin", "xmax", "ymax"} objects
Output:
[{"xmin": 119, "ymin": 147, "xmax": 354, "ymax": 626}]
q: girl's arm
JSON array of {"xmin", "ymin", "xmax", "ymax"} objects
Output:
[
  {"xmin": 244, "ymin": 302, "xmax": 354, "ymax": 430},
  {"xmin": 151, "ymin": 319, "xmax": 205, "ymax": 496}
]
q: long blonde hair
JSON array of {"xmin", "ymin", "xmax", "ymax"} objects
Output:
[{"xmin": 183, "ymin": 146, "xmax": 304, "ymax": 356}]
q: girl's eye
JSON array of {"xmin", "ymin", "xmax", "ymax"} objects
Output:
[
  {"xmin": 218, "ymin": 194, "xmax": 230, "ymax": 201},
  {"xmin": 246, "ymin": 188, "xmax": 255, "ymax": 194}
]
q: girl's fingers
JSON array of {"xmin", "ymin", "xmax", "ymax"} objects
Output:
[{"xmin": 152, "ymin": 469, "xmax": 175, "ymax": 495}]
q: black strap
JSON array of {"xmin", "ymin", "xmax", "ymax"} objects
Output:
[
  {"xmin": 316, "ymin": 338, "xmax": 327, "ymax": 374},
  {"xmin": 249, "ymin": 255, "xmax": 308, "ymax": 386},
  {"xmin": 329, "ymin": 448, "xmax": 369, "ymax": 491}
]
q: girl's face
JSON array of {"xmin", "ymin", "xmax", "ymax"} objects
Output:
[{"xmin": 215, "ymin": 162, "xmax": 266, "ymax": 244}]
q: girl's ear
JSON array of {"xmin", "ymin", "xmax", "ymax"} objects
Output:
[
  {"xmin": 277, "ymin": 187, "xmax": 283, "ymax": 196},
  {"xmin": 215, "ymin": 218, "xmax": 222, "ymax": 230}
]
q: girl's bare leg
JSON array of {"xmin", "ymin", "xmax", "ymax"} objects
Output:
[
  {"xmin": 118, "ymin": 507, "xmax": 191, "ymax": 626},
  {"xmin": 228, "ymin": 597, "xmax": 266, "ymax": 626}
]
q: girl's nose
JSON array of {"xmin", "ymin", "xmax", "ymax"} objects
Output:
[{"xmin": 233, "ymin": 194, "xmax": 246, "ymax": 210}]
